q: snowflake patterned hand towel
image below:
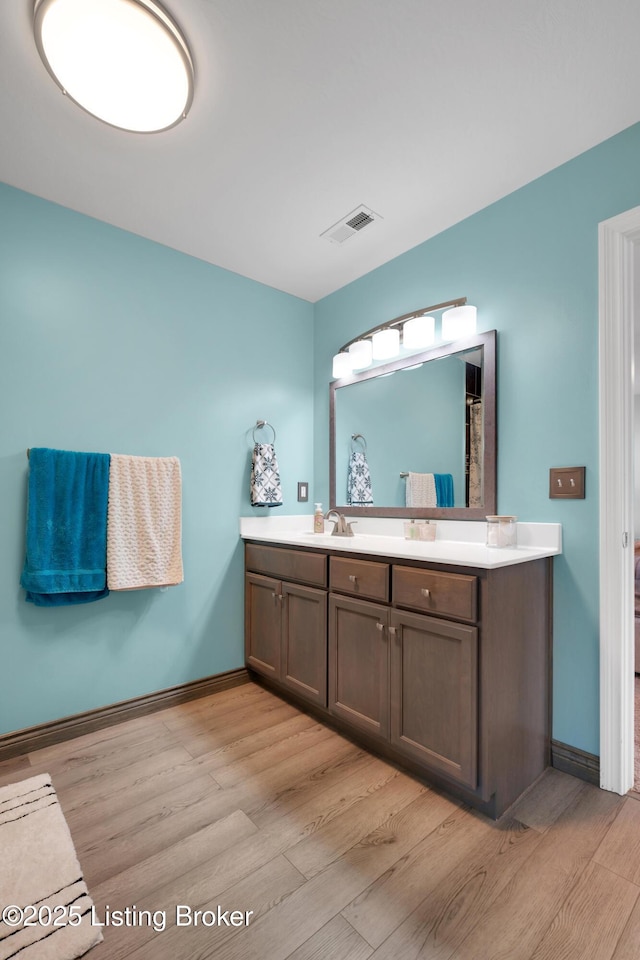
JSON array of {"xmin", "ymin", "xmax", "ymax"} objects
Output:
[
  {"xmin": 250, "ymin": 443, "xmax": 283, "ymax": 507},
  {"xmin": 347, "ymin": 451, "xmax": 373, "ymax": 506}
]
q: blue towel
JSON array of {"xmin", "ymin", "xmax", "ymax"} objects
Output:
[
  {"xmin": 21, "ymin": 448, "xmax": 111, "ymax": 606},
  {"xmin": 434, "ymin": 473, "xmax": 454, "ymax": 508}
]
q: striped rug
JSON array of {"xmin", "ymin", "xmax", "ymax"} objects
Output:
[
  {"xmin": 635, "ymin": 676, "xmax": 640, "ymax": 793},
  {"xmin": 0, "ymin": 774, "xmax": 102, "ymax": 960}
]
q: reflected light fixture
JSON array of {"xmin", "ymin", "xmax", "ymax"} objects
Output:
[
  {"xmin": 331, "ymin": 297, "xmax": 476, "ymax": 379},
  {"xmin": 33, "ymin": 0, "xmax": 194, "ymax": 133},
  {"xmin": 441, "ymin": 304, "xmax": 477, "ymax": 341}
]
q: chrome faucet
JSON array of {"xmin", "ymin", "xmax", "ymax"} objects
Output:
[{"xmin": 324, "ymin": 510, "xmax": 357, "ymax": 537}]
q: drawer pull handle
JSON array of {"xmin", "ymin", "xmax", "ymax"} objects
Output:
[
  {"xmin": 348, "ymin": 575, "xmax": 358, "ymax": 583},
  {"xmin": 421, "ymin": 588, "xmax": 431, "ymax": 598}
]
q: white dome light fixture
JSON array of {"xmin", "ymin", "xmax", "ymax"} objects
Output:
[
  {"xmin": 402, "ymin": 314, "xmax": 435, "ymax": 350},
  {"xmin": 348, "ymin": 339, "xmax": 373, "ymax": 370},
  {"xmin": 372, "ymin": 328, "xmax": 400, "ymax": 360},
  {"xmin": 441, "ymin": 304, "xmax": 477, "ymax": 341},
  {"xmin": 333, "ymin": 298, "xmax": 476, "ymax": 376},
  {"xmin": 33, "ymin": 0, "xmax": 194, "ymax": 133},
  {"xmin": 332, "ymin": 352, "xmax": 353, "ymax": 380}
]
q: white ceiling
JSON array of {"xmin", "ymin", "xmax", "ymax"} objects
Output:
[{"xmin": 2, "ymin": 0, "xmax": 640, "ymax": 302}]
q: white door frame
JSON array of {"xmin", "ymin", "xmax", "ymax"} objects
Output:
[{"xmin": 599, "ymin": 205, "xmax": 640, "ymax": 794}]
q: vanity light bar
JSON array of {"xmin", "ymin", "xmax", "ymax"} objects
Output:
[{"xmin": 332, "ymin": 297, "xmax": 476, "ymax": 379}]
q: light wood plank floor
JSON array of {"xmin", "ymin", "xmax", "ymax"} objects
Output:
[{"xmin": 2, "ymin": 680, "xmax": 640, "ymax": 960}]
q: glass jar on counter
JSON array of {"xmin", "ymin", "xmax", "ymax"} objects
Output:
[{"xmin": 486, "ymin": 515, "xmax": 517, "ymax": 548}]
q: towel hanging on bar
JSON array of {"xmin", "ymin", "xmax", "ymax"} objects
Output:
[
  {"xmin": 347, "ymin": 451, "xmax": 373, "ymax": 505},
  {"xmin": 107, "ymin": 454, "xmax": 184, "ymax": 590},
  {"xmin": 21, "ymin": 447, "xmax": 111, "ymax": 606},
  {"xmin": 250, "ymin": 421, "xmax": 283, "ymax": 507},
  {"xmin": 405, "ymin": 472, "xmax": 437, "ymax": 508}
]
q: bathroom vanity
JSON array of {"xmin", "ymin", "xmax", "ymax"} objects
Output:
[{"xmin": 242, "ymin": 520, "xmax": 560, "ymax": 819}]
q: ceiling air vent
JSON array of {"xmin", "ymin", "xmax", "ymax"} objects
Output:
[{"xmin": 320, "ymin": 205, "xmax": 382, "ymax": 245}]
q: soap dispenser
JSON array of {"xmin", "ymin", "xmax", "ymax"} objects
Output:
[{"xmin": 313, "ymin": 503, "xmax": 324, "ymax": 534}]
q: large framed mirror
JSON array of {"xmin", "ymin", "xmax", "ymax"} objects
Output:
[{"xmin": 329, "ymin": 330, "xmax": 496, "ymax": 519}]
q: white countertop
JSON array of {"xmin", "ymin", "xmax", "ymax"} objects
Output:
[{"xmin": 240, "ymin": 515, "xmax": 562, "ymax": 569}]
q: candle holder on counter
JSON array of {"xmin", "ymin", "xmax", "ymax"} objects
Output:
[
  {"xmin": 404, "ymin": 520, "xmax": 437, "ymax": 541},
  {"xmin": 486, "ymin": 516, "xmax": 517, "ymax": 548}
]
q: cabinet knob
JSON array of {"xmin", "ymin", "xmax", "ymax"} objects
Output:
[
  {"xmin": 376, "ymin": 622, "xmax": 385, "ymax": 632},
  {"xmin": 389, "ymin": 626, "xmax": 397, "ymax": 638},
  {"xmin": 421, "ymin": 588, "xmax": 431, "ymax": 598},
  {"xmin": 348, "ymin": 574, "xmax": 358, "ymax": 583}
]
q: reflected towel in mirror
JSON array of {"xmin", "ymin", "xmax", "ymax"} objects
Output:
[
  {"xmin": 405, "ymin": 472, "xmax": 437, "ymax": 508},
  {"xmin": 434, "ymin": 473, "xmax": 454, "ymax": 508},
  {"xmin": 347, "ymin": 451, "xmax": 373, "ymax": 505}
]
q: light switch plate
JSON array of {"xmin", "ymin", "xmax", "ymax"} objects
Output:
[
  {"xmin": 549, "ymin": 466, "xmax": 585, "ymax": 499},
  {"xmin": 297, "ymin": 482, "xmax": 309, "ymax": 502}
]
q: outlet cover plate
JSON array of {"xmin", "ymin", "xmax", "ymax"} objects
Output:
[
  {"xmin": 297, "ymin": 482, "xmax": 309, "ymax": 502},
  {"xmin": 549, "ymin": 466, "xmax": 585, "ymax": 499}
]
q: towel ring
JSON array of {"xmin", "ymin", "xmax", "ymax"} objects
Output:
[
  {"xmin": 253, "ymin": 420, "xmax": 276, "ymax": 444},
  {"xmin": 351, "ymin": 433, "xmax": 367, "ymax": 453}
]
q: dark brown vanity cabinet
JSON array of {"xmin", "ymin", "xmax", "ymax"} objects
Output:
[
  {"xmin": 389, "ymin": 608, "xmax": 478, "ymax": 789},
  {"xmin": 245, "ymin": 545, "xmax": 327, "ymax": 708},
  {"xmin": 245, "ymin": 540, "xmax": 552, "ymax": 819},
  {"xmin": 329, "ymin": 561, "xmax": 478, "ymax": 790},
  {"xmin": 328, "ymin": 594, "xmax": 390, "ymax": 740}
]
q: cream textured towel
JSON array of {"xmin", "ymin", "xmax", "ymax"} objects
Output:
[
  {"xmin": 405, "ymin": 472, "xmax": 437, "ymax": 508},
  {"xmin": 107, "ymin": 454, "xmax": 184, "ymax": 590}
]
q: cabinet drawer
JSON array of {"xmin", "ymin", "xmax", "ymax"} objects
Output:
[
  {"xmin": 331, "ymin": 556, "xmax": 389, "ymax": 602},
  {"xmin": 245, "ymin": 543, "xmax": 327, "ymax": 588},
  {"xmin": 393, "ymin": 566, "xmax": 477, "ymax": 622}
]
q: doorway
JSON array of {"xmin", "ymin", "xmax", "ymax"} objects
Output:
[{"xmin": 598, "ymin": 205, "xmax": 640, "ymax": 794}]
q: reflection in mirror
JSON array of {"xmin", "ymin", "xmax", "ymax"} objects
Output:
[{"xmin": 329, "ymin": 331, "xmax": 496, "ymax": 520}]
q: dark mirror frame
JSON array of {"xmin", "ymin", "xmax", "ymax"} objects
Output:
[{"xmin": 329, "ymin": 329, "xmax": 497, "ymax": 520}]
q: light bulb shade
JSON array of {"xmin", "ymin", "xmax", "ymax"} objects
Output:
[
  {"xmin": 332, "ymin": 351, "xmax": 353, "ymax": 379},
  {"xmin": 348, "ymin": 339, "xmax": 373, "ymax": 369},
  {"xmin": 372, "ymin": 327, "xmax": 400, "ymax": 359},
  {"xmin": 402, "ymin": 314, "xmax": 435, "ymax": 350},
  {"xmin": 33, "ymin": 0, "xmax": 194, "ymax": 133},
  {"xmin": 441, "ymin": 304, "xmax": 477, "ymax": 341}
]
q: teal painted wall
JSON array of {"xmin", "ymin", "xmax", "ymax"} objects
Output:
[
  {"xmin": 334, "ymin": 355, "xmax": 466, "ymax": 507},
  {"xmin": 314, "ymin": 122, "xmax": 640, "ymax": 756},
  {"xmin": 5, "ymin": 122, "xmax": 640, "ymax": 756},
  {"xmin": 0, "ymin": 182, "xmax": 314, "ymax": 735}
]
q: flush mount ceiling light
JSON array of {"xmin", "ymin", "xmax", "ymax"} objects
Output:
[
  {"xmin": 33, "ymin": 0, "xmax": 194, "ymax": 133},
  {"xmin": 331, "ymin": 298, "xmax": 477, "ymax": 379}
]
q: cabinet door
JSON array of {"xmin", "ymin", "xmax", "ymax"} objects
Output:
[
  {"xmin": 328, "ymin": 594, "xmax": 389, "ymax": 739},
  {"xmin": 245, "ymin": 573, "xmax": 282, "ymax": 680},
  {"xmin": 390, "ymin": 609, "xmax": 478, "ymax": 789},
  {"xmin": 281, "ymin": 582, "xmax": 327, "ymax": 707}
]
